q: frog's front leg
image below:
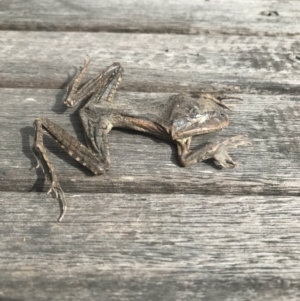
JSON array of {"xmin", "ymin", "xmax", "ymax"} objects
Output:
[{"xmin": 176, "ymin": 135, "xmax": 251, "ymax": 168}]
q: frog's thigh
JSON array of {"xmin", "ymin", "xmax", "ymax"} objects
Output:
[{"xmin": 79, "ymin": 108, "xmax": 113, "ymax": 160}]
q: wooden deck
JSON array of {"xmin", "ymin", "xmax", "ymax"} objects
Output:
[{"xmin": 1, "ymin": 1, "xmax": 300, "ymax": 300}]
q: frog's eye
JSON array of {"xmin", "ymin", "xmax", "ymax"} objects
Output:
[{"xmin": 189, "ymin": 106, "xmax": 207, "ymax": 119}]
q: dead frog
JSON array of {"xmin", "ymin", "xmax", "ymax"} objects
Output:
[{"xmin": 32, "ymin": 57, "xmax": 251, "ymax": 221}]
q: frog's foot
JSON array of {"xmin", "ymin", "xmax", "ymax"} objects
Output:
[
  {"xmin": 213, "ymin": 135, "xmax": 251, "ymax": 168},
  {"xmin": 47, "ymin": 181, "xmax": 67, "ymax": 222}
]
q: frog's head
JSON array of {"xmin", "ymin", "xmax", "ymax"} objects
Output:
[{"xmin": 170, "ymin": 94, "xmax": 229, "ymax": 140}]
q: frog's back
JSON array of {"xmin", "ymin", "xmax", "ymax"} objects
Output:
[
  {"xmin": 93, "ymin": 92, "xmax": 225, "ymax": 127},
  {"xmin": 93, "ymin": 93, "xmax": 172, "ymax": 121}
]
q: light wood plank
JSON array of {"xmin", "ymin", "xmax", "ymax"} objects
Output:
[
  {"xmin": 0, "ymin": 0, "xmax": 299, "ymax": 35},
  {"xmin": 1, "ymin": 192, "xmax": 300, "ymax": 300},
  {"xmin": 0, "ymin": 31, "xmax": 300, "ymax": 93}
]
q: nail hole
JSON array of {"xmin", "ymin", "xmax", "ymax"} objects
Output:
[{"xmin": 260, "ymin": 11, "xmax": 279, "ymax": 17}]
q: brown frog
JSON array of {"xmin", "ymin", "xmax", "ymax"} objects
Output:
[{"xmin": 33, "ymin": 58, "xmax": 250, "ymax": 221}]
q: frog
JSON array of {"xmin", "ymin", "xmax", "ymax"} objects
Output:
[{"xmin": 32, "ymin": 57, "xmax": 251, "ymax": 221}]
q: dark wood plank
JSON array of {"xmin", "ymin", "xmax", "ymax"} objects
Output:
[
  {"xmin": 0, "ymin": 0, "xmax": 299, "ymax": 35},
  {"xmin": 1, "ymin": 192, "xmax": 300, "ymax": 300},
  {"xmin": 0, "ymin": 31, "xmax": 300, "ymax": 93},
  {"xmin": 0, "ymin": 88, "xmax": 299, "ymax": 196}
]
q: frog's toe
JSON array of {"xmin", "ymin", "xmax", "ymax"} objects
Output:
[
  {"xmin": 213, "ymin": 135, "xmax": 251, "ymax": 168},
  {"xmin": 214, "ymin": 149, "xmax": 237, "ymax": 169},
  {"xmin": 47, "ymin": 182, "xmax": 67, "ymax": 222}
]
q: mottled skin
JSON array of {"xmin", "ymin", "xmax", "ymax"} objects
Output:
[{"xmin": 32, "ymin": 58, "xmax": 250, "ymax": 221}]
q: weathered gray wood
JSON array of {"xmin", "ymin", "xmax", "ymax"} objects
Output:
[
  {"xmin": 0, "ymin": 0, "xmax": 300, "ymax": 35},
  {"xmin": 0, "ymin": 88, "xmax": 300, "ymax": 195},
  {"xmin": 0, "ymin": 0, "xmax": 300, "ymax": 299},
  {"xmin": 0, "ymin": 31, "xmax": 300, "ymax": 93},
  {"xmin": 1, "ymin": 192, "xmax": 300, "ymax": 300}
]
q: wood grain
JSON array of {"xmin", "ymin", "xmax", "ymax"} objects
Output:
[
  {"xmin": 1, "ymin": 0, "xmax": 300, "ymax": 300},
  {"xmin": 0, "ymin": 88, "xmax": 299, "ymax": 196},
  {"xmin": 1, "ymin": 192, "xmax": 300, "ymax": 300},
  {"xmin": 0, "ymin": 31, "xmax": 300, "ymax": 93},
  {"xmin": 0, "ymin": 0, "xmax": 299, "ymax": 35}
]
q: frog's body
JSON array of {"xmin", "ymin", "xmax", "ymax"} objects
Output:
[
  {"xmin": 93, "ymin": 92, "xmax": 228, "ymax": 141},
  {"xmin": 32, "ymin": 59, "xmax": 250, "ymax": 221},
  {"xmin": 78, "ymin": 92, "xmax": 235, "ymax": 172}
]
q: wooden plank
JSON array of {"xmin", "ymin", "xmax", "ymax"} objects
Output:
[
  {"xmin": 0, "ymin": 1, "xmax": 298, "ymax": 300},
  {"xmin": 1, "ymin": 192, "xmax": 300, "ymax": 300},
  {"xmin": 0, "ymin": 0, "xmax": 299, "ymax": 35},
  {"xmin": 1, "ymin": 31, "xmax": 300, "ymax": 93},
  {"xmin": 0, "ymin": 88, "xmax": 299, "ymax": 195}
]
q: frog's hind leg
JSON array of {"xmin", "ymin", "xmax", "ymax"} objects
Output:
[
  {"xmin": 32, "ymin": 117, "xmax": 106, "ymax": 222},
  {"xmin": 76, "ymin": 60, "xmax": 123, "ymax": 168},
  {"xmin": 64, "ymin": 57, "xmax": 124, "ymax": 107},
  {"xmin": 85, "ymin": 62, "xmax": 123, "ymax": 106},
  {"xmin": 176, "ymin": 135, "xmax": 251, "ymax": 168},
  {"xmin": 79, "ymin": 108, "xmax": 114, "ymax": 171}
]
